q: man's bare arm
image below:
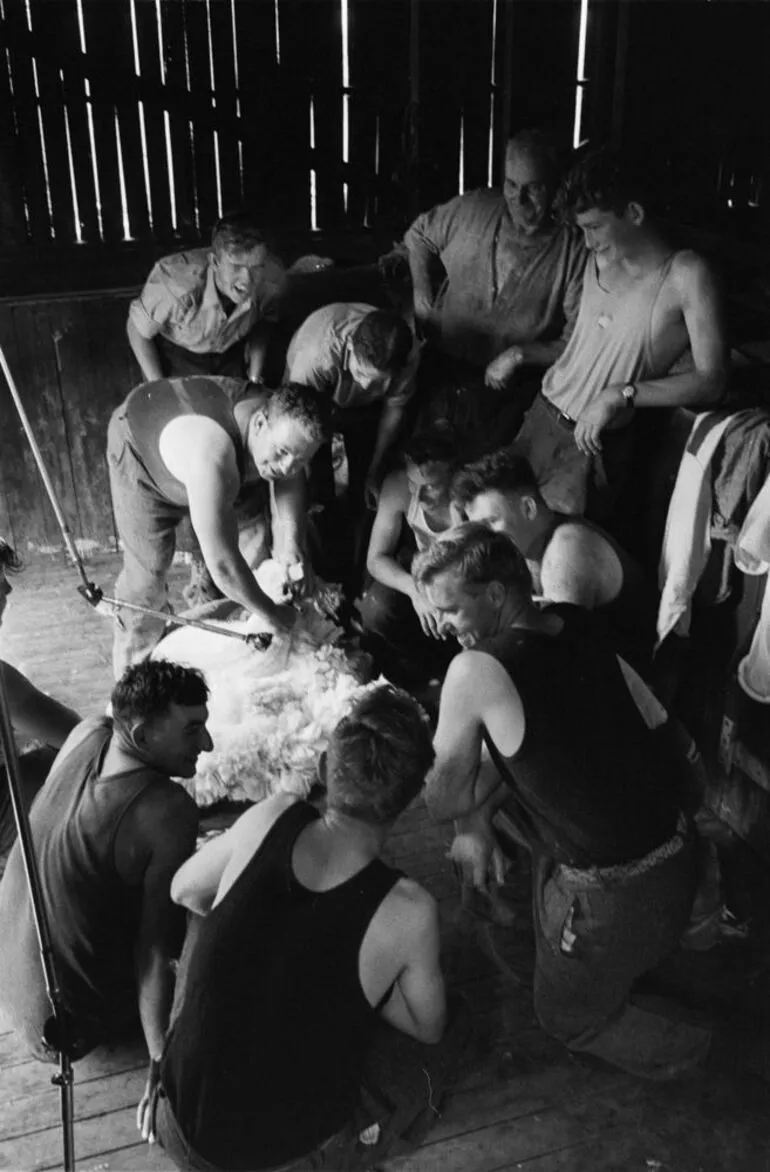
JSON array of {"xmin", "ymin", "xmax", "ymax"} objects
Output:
[
  {"xmin": 379, "ymin": 883, "xmax": 446, "ymax": 1044},
  {"xmin": 271, "ymin": 473, "xmax": 309, "ymax": 564},
  {"xmin": 0, "ymin": 661, "xmax": 80, "ymax": 748},
  {"xmin": 246, "ymin": 322, "xmax": 273, "ymax": 381},
  {"xmin": 539, "ymin": 529, "xmax": 604, "ymax": 609},
  {"xmin": 126, "ymin": 319, "xmax": 164, "ymax": 383},
  {"xmin": 366, "ymin": 472, "xmax": 413, "ymax": 595}
]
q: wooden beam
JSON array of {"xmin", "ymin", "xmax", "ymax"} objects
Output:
[{"xmin": 611, "ymin": 0, "xmax": 631, "ymax": 148}]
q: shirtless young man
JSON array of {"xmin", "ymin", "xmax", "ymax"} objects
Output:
[
  {"xmin": 146, "ymin": 686, "xmax": 470, "ymax": 1171},
  {"xmin": 515, "ymin": 146, "xmax": 728, "ymax": 518},
  {"xmin": 107, "ymin": 377, "xmax": 330, "ymax": 676},
  {"xmin": 452, "ymin": 448, "xmax": 656, "ymax": 669}
]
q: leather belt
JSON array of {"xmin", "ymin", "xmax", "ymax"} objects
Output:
[{"xmin": 537, "ymin": 391, "xmax": 576, "ymax": 430}]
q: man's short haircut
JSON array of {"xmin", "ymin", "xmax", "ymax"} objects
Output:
[
  {"xmin": 558, "ymin": 145, "xmax": 659, "ymax": 219},
  {"xmin": 326, "ymin": 684, "xmax": 434, "ymax": 825},
  {"xmin": 350, "ymin": 311, "xmax": 413, "ymax": 374},
  {"xmin": 0, "ymin": 539, "xmax": 22, "ymax": 574},
  {"xmin": 211, "ymin": 210, "xmax": 267, "ymax": 256},
  {"xmin": 111, "ymin": 659, "xmax": 209, "ymax": 728},
  {"xmin": 265, "ymin": 381, "xmax": 332, "ymax": 445},
  {"xmin": 506, "ymin": 128, "xmax": 564, "ymax": 186},
  {"xmin": 403, "ymin": 425, "xmax": 460, "ymax": 472},
  {"xmin": 452, "ymin": 447, "xmax": 539, "ymax": 509},
  {"xmin": 412, "ymin": 522, "xmax": 532, "ymax": 598}
]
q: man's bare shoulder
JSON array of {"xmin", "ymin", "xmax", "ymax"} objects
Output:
[
  {"xmin": 380, "ymin": 468, "xmax": 410, "ymax": 507},
  {"xmin": 379, "ymin": 875, "xmax": 438, "ymax": 937},
  {"xmin": 547, "ymin": 518, "xmax": 607, "ymax": 561},
  {"xmin": 669, "ymin": 249, "xmax": 718, "ymax": 295}
]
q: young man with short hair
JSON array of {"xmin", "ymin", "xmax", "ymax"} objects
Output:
[
  {"xmin": 286, "ymin": 302, "xmax": 419, "ymax": 508},
  {"xmin": 127, "ymin": 212, "xmax": 284, "ymax": 383},
  {"xmin": 147, "ymin": 686, "xmax": 471, "ymax": 1171},
  {"xmin": 0, "ymin": 539, "xmax": 81, "ymax": 874},
  {"xmin": 515, "ymin": 146, "xmax": 728, "ymax": 518},
  {"xmin": 107, "ymin": 377, "xmax": 331, "ymax": 675},
  {"xmin": 414, "ymin": 525, "xmax": 711, "ymax": 1080},
  {"xmin": 452, "ymin": 448, "xmax": 656, "ymax": 670},
  {"xmin": 0, "ymin": 660, "xmax": 208, "ymax": 1084}
]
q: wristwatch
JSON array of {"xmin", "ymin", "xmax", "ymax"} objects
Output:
[{"xmin": 621, "ymin": 382, "xmax": 638, "ymax": 406}]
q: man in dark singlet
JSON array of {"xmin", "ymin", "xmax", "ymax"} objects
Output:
[
  {"xmin": 144, "ymin": 686, "xmax": 471, "ymax": 1172},
  {"xmin": 0, "ymin": 660, "xmax": 206, "ymax": 1082},
  {"xmin": 515, "ymin": 146, "xmax": 728, "ymax": 519},
  {"xmin": 107, "ymin": 376, "xmax": 331, "ymax": 676},
  {"xmin": 413, "ymin": 525, "xmax": 711, "ymax": 1079},
  {"xmin": 452, "ymin": 449, "xmax": 656, "ymax": 671},
  {"xmin": 0, "ymin": 538, "xmax": 80, "ymax": 876},
  {"xmin": 357, "ymin": 428, "xmax": 461, "ymax": 688}
]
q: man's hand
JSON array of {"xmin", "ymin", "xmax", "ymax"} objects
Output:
[
  {"xmin": 449, "ymin": 825, "xmax": 507, "ymax": 894},
  {"xmin": 410, "ymin": 585, "xmax": 442, "ymax": 639},
  {"xmin": 573, "ymin": 388, "xmax": 626, "ymax": 455},
  {"xmin": 274, "ymin": 551, "xmax": 315, "ymax": 601},
  {"xmin": 364, "ymin": 468, "xmax": 382, "ymax": 511},
  {"xmin": 137, "ymin": 1058, "xmax": 162, "ymax": 1144},
  {"xmin": 485, "ymin": 346, "xmax": 524, "ymax": 390},
  {"xmin": 251, "ymin": 602, "xmax": 296, "ymax": 639},
  {"xmin": 413, "ymin": 294, "xmax": 440, "ymax": 344}
]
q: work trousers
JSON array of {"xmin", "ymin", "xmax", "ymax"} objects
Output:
[
  {"xmin": 107, "ymin": 411, "xmax": 270, "ymax": 678},
  {"xmin": 514, "ymin": 392, "xmax": 635, "ymax": 523},
  {"xmin": 531, "ymin": 829, "xmax": 712, "ymax": 1079},
  {"xmin": 155, "ymin": 336, "xmax": 248, "ymax": 379},
  {"xmin": 155, "ymin": 994, "xmax": 474, "ymax": 1172}
]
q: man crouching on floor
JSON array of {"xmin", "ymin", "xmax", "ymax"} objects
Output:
[
  {"xmin": 144, "ymin": 685, "xmax": 473, "ymax": 1172},
  {"xmin": 0, "ymin": 661, "xmax": 207, "ymax": 1071}
]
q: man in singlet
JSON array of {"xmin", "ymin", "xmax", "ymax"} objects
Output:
[
  {"xmin": 0, "ymin": 660, "xmax": 206, "ymax": 1087},
  {"xmin": 452, "ymin": 448, "xmax": 657, "ymax": 671},
  {"xmin": 358, "ymin": 428, "xmax": 461, "ymax": 687},
  {"xmin": 515, "ymin": 146, "xmax": 728, "ymax": 519},
  {"xmin": 143, "ymin": 686, "xmax": 470, "ymax": 1171},
  {"xmin": 0, "ymin": 539, "xmax": 81, "ymax": 875},
  {"xmin": 413, "ymin": 525, "xmax": 711, "ymax": 1079},
  {"xmin": 107, "ymin": 376, "xmax": 331, "ymax": 676}
]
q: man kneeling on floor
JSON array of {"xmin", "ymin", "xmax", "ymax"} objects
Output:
[
  {"xmin": 414, "ymin": 525, "xmax": 711, "ymax": 1080},
  {"xmin": 144, "ymin": 685, "xmax": 472, "ymax": 1172},
  {"xmin": 0, "ymin": 661, "xmax": 206, "ymax": 1068}
]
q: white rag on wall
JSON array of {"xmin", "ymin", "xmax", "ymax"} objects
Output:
[
  {"xmin": 735, "ymin": 474, "xmax": 770, "ymax": 703},
  {"xmin": 656, "ymin": 412, "xmax": 734, "ymax": 647}
]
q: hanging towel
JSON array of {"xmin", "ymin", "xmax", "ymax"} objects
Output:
[
  {"xmin": 736, "ymin": 474, "xmax": 770, "ymax": 702},
  {"xmin": 656, "ymin": 412, "xmax": 734, "ymax": 647}
]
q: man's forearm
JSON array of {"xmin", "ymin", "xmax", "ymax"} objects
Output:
[
  {"xmin": 369, "ymin": 405, "xmax": 404, "ymax": 475},
  {"xmin": 208, "ymin": 549, "xmax": 282, "ymax": 624},
  {"xmin": 367, "ymin": 554, "xmax": 414, "ymax": 597},
  {"xmin": 137, "ymin": 954, "xmax": 175, "ymax": 1060},
  {"xmin": 631, "ymin": 367, "xmax": 726, "ymax": 410},
  {"xmin": 127, "ymin": 321, "xmax": 164, "ymax": 383},
  {"xmin": 247, "ymin": 322, "xmax": 273, "ymax": 381},
  {"xmin": 517, "ymin": 338, "xmax": 567, "ymax": 369},
  {"xmin": 271, "ymin": 475, "xmax": 307, "ymax": 561},
  {"xmin": 406, "ymin": 239, "xmax": 440, "ymax": 311}
]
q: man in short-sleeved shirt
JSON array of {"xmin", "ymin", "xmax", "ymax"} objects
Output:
[
  {"xmin": 127, "ymin": 213, "xmax": 284, "ymax": 383},
  {"xmin": 286, "ymin": 302, "xmax": 419, "ymax": 509}
]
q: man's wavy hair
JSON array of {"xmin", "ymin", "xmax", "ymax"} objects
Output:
[
  {"xmin": 412, "ymin": 522, "xmax": 532, "ymax": 597},
  {"xmin": 557, "ymin": 145, "xmax": 661, "ymax": 221},
  {"xmin": 0, "ymin": 539, "xmax": 22, "ymax": 575},
  {"xmin": 111, "ymin": 660, "xmax": 209, "ymax": 728},
  {"xmin": 403, "ymin": 425, "xmax": 462, "ymax": 474},
  {"xmin": 326, "ymin": 684, "xmax": 434, "ymax": 825},
  {"xmin": 351, "ymin": 311, "xmax": 413, "ymax": 374},
  {"xmin": 264, "ymin": 381, "xmax": 332, "ymax": 446},
  {"xmin": 211, "ymin": 210, "xmax": 268, "ymax": 256},
  {"xmin": 506, "ymin": 128, "xmax": 565, "ymax": 188},
  {"xmin": 452, "ymin": 448, "xmax": 539, "ymax": 510}
]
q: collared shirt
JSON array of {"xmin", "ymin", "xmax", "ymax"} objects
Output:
[
  {"xmin": 128, "ymin": 248, "xmax": 284, "ymax": 355},
  {"xmin": 404, "ymin": 188, "xmax": 586, "ymax": 367},
  {"xmin": 285, "ymin": 302, "xmax": 419, "ymax": 411}
]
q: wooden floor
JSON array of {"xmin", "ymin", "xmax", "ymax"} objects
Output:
[{"xmin": 1, "ymin": 553, "xmax": 770, "ymax": 1172}]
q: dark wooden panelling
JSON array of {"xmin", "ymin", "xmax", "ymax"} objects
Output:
[
  {"xmin": 453, "ymin": 0, "xmax": 495, "ymax": 194},
  {"xmin": 1, "ymin": 0, "xmax": 51, "ymax": 245},
  {"xmin": 0, "ymin": 16, "xmax": 27, "ymax": 247},
  {"xmin": 272, "ymin": 0, "xmax": 317, "ymax": 232},
  {"xmin": 79, "ymin": 0, "xmax": 124, "ymax": 243},
  {"xmin": 160, "ymin": 0, "xmax": 197, "ymax": 237},
  {"xmin": 24, "ymin": 0, "xmax": 75, "ymax": 244},
  {"xmin": 295, "ymin": 0, "xmax": 345, "ymax": 230},
  {"xmin": 208, "ymin": 0, "xmax": 242, "ymax": 215},
  {"xmin": 232, "ymin": 0, "xmax": 281, "ymax": 224},
  {"xmin": 416, "ymin": 0, "xmax": 463, "ymax": 211},
  {"xmin": 132, "ymin": 0, "xmax": 174, "ymax": 240},
  {"xmin": 182, "ymin": 0, "xmax": 219, "ymax": 233}
]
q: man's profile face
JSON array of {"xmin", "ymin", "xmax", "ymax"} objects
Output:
[
  {"xmin": 142, "ymin": 702, "xmax": 213, "ymax": 779},
  {"xmin": 0, "ymin": 569, "xmax": 11, "ymax": 626},
  {"xmin": 406, "ymin": 460, "xmax": 452, "ymax": 510},
  {"xmin": 465, "ymin": 490, "xmax": 532, "ymax": 549},
  {"xmin": 212, "ymin": 244, "xmax": 268, "ymax": 305},
  {"xmin": 250, "ymin": 414, "xmax": 321, "ymax": 481},
  {"xmin": 575, "ymin": 206, "xmax": 639, "ymax": 264},
  {"xmin": 503, "ymin": 150, "xmax": 552, "ymax": 235},
  {"xmin": 423, "ymin": 569, "xmax": 496, "ymax": 648},
  {"xmin": 348, "ymin": 350, "xmax": 390, "ymax": 395}
]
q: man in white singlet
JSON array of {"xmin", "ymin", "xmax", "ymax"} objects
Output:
[{"xmin": 515, "ymin": 146, "xmax": 728, "ymax": 519}]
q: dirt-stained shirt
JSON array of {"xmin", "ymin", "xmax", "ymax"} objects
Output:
[
  {"xmin": 128, "ymin": 248, "xmax": 284, "ymax": 355},
  {"xmin": 404, "ymin": 188, "xmax": 587, "ymax": 367},
  {"xmin": 285, "ymin": 302, "xmax": 419, "ymax": 410}
]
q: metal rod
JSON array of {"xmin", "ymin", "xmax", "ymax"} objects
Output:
[
  {"xmin": 98, "ymin": 595, "xmax": 272, "ymax": 649},
  {"xmin": 0, "ymin": 662, "xmax": 76, "ymax": 1170},
  {"xmin": 0, "ymin": 347, "xmax": 91, "ymax": 594}
]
